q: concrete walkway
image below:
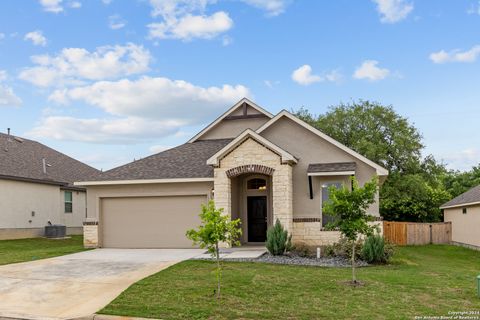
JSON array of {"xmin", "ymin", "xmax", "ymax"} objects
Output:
[
  {"xmin": 193, "ymin": 246, "xmax": 267, "ymax": 259},
  {"xmin": 0, "ymin": 248, "xmax": 204, "ymax": 320}
]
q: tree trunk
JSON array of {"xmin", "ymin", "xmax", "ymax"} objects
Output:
[
  {"xmin": 215, "ymin": 241, "xmax": 221, "ymax": 299},
  {"xmin": 351, "ymin": 241, "xmax": 356, "ymax": 283}
]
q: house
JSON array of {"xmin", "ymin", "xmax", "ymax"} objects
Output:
[
  {"xmin": 0, "ymin": 131, "xmax": 100, "ymax": 240},
  {"xmin": 76, "ymin": 98, "xmax": 388, "ymax": 248},
  {"xmin": 441, "ymin": 185, "xmax": 480, "ymax": 249}
]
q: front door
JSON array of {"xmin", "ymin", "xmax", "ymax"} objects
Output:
[{"xmin": 247, "ymin": 196, "xmax": 267, "ymax": 242}]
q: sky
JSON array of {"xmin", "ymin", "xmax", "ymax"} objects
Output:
[{"xmin": 0, "ymin": 0, "xmax": 479, "ymax": 171}]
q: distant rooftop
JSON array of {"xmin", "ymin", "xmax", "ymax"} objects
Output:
[{"xmin": 0, "ymin": 132, "xmax": 100, "ymax": 186}]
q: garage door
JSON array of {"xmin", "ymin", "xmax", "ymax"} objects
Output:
[{"xmin": 101, "ymin": 195, "xmax": 206, "ymax": 248}]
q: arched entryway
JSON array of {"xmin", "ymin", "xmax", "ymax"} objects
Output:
[{"xmin": 230, "ymin": 174, "xmax": 272, "ymax": 243}]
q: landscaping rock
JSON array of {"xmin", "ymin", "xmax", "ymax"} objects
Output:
[{"xmin": 196, "ymin": 252, "xmax": 369, "ymax": 267}]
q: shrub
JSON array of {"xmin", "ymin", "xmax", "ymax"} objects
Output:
[
  {"xmin": 266, "ymin": 219, "xmax": 292, "ymax": 256},
  {"xmin": 324, "ymin": 237, "xmax": 363, "ymax": 260},
  {"xmin": 361, "ymin": 235, "xmax": 394, "ymax": 264},
  {"xmin": 290, "ymin": 242, "xmax": 314, "ymax": 257}
]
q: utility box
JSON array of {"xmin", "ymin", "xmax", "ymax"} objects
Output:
[{"xmin": 45, "ymin": 225, "xmax": 66, "ymax": 238}]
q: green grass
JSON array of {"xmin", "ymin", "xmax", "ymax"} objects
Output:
[
  {"xmin": 0, "ymin": 235, "xmax": 88, "ymax": 265},
  {"xmin": 101, "ymin": 245, "xmax": 480, "ymax": 320}
]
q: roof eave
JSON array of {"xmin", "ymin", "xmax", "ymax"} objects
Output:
[
  {"xmin": 74, "ymin": 177, "xmax": 214, "ymax": 186},
  {"xmin": 440, "ymin": 201, "xmax": 480, "ymax": 210}
]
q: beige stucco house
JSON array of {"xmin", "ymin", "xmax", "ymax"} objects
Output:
[
  {"xmin": 441, "ymin": 185, "xmax": 480, "ymax": 249},
  {"xmin": 76, "ymin": 98, "xmax": 388, "ymax": 248},
  {"xmin": 0, "ymin": 131, "xmax": 99, "ymax": 240}
]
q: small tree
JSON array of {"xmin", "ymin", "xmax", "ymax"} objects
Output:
[
  {"xmin": 323, "ymin": 176, "xmax": 378, "ymax": 284},
  {"xmin": 186, "ymin": 200, "xmax": 242, "ymax": 299},
  {"xmin": 266, "ymin": 219, "xmax": 292, "ymax": 256}
]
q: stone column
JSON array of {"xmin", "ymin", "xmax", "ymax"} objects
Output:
[
  {"xmin": 213, "ymin": 169, "xmax": 231, "ymax": 218},
  {"xmin": 83, "ymin": 219, "xmax": 98, "ymax": 248},
  {"xmin": 272, "ymin": 164, "xmax": 293, "ymax": 231}
]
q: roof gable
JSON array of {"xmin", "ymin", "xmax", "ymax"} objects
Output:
[
  {"xmin": 206, "ymin": 129, "xmax": 297, "ymax": 167},
  {"xmin": 188, "ymin": 98, "xmax": 273, "ymax": 143},
  {"xmin": 256, "ymin": 110, "xmax": 389, "ymax": 176}
]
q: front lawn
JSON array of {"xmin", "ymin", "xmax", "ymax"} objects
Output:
[
  {"xmin": 0, "ymin": 235, "xmax": 87, "ymax": 265},
  {"xmin": 101, "ymin": 245, "xmax": 480, "ymax": 319}
]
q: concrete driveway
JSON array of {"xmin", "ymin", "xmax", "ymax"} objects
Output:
[{"xmin": 0, "ymin": 248, "xmax": 204, "ymax": 320}]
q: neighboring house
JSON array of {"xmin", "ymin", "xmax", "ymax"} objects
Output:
[
  {"xmin": 76, "ymin": 98, "xmax": 388, "ymax": 249},
  {"xmin": 441, "ymin": 185, "xmax": 480, "ymax": 249},
  {"xmin": 0, "ymin": 131, "xmax": 100, "ymax": 240}
]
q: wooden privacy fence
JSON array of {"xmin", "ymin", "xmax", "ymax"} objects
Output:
[{"xmin": 383, "ymin": 221, "xmax": 452, "ymax": 245}]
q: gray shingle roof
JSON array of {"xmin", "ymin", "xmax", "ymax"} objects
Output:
[
  {"xmin": 307, "ymin": 162, "xmax": 356, "ymax": 173},
  {"xmin": 88, "ymin": 139, "xmax": 232, "ymax": 181},
  {"xmin": 441, "ymin": 185, "xmax": 480, "ymax": 208},
  {"xmin": 0, "ymin": 133, "xmax": 100, "ymax": 186}
]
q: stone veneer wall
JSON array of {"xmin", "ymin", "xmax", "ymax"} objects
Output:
[
  {"xmin": 213, "ymin": 138, "xmax": 294, "ymax": 231},
  {"xmin": 292, "ymin": 221, "xmax": 341, "ymax": 246},
  {"xmin": 292, "ymin": 220, "xmax": 384, "ymax": 247},
  {"xmin": 83, "ymin": 220, "xmax": 98, "ymax": 248}
]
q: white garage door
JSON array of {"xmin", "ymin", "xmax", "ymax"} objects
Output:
[{"xmin": 100, "ymin": 195, "xmax": 206, "ymax": 248}]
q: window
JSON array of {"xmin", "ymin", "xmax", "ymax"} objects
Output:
[
  {"xmin": 321, "ymin": 182, "xmax": 343, "ymax": 227},
  {"xmin": 64, "ymin": 191, "xmax": 73, "ymax": 213},
  {"xmin": 462, "ymin": 208, "xmax": 467, "ymax": 214},
  {"xmin": 247, "ymin": 178, "xmax": 267, "ymax": 190}
]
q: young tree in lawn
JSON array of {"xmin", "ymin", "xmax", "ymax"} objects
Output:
[
  {"xmin": 323, "ymin": 176, "xmax": 378, "ymax": 284},
  {"xmin": 186, "ymin": 200, "xmax": 242, "ymax": 299}
]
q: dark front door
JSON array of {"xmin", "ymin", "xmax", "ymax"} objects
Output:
[{"xmin": 247, "ymin": 196, "xmax": 267, "ymax": 242}]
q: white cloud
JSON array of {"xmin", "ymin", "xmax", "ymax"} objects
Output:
[
  {"xmin": 24, "ymin": 30, "xmax": 47, "ymax": 46},
  {"xmin": 222, "ymin": 35, "xmax": 233, "ymax": 46},
  {"xmin": 291, "ymin": 65, "xmax": 321, "ymax": 85},
  {"xmin": 69, "ymin": 1, "xmax": 81, "ymax": 8},
  {"xmin": 19, "ymin": 43, "xmax": 151, "ymax": 87},
  {"xmin": 442, "ymin": 148, "xmax": 480, "ymax": 171},
  {"xmin": 0, "ymin": 33, "xmax": 5, "ymax": 40},
  {"xmin": 372, "ymin": 0, "xmax": 413, "ymax": 23},
  {"xmin": 39, "ymin": 0, "xmax": 64, "ymax": 13},
  {"xmin": 0, "ymin": 86, "xmax": 22, "ymax": 107},
  {"xmin": 48, "ymin": 76, "xmax": 250, "ymax": 123},
  {"xmin": 147, "ymin": 0, "xmax": 233, "ymax": 41},
  {"xmin": 291, "ymin": 65, "xmax": 342, "ymax": 85},
  {"xmin": 27, "ymin": 116, "xmax": 182, "ymax": 144},
  {"xmin": 353, "ymin": 60, "xmax": 390, "ymax": 81},
  {"xmin": 108, "ymin": 14, "xmax": 127, "ymax": 30},
  {"xmin": 241, "ymin": 0, "xmax": 290, "ymax": 16},
  {"xmin": 0, "ymin": 70, "xmax": 21, "ymax": 107},
  {"xmin": 467, "ymin": 1, "xmax": 480, "ymax": 15},
  {"xmin": 429, "ymin": 45, "xmax": 480, "ymax": 64},
  {"xmin": 102, "ymin": 0, "xmax": 112, "ymax": 4},
  {"xmin": 148, "ymin": 11, "xmax": 233, "ymax": 40},
  {"xmin": 149, "ymin": 145, "xmax": 173, "ymax": 153}
]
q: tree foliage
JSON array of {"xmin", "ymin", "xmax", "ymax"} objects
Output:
[
  {"xmin": 323, "ymin": 176, "xmax": 378, "ymax": 283},
  {"xmin": 443, "ymin": 164, "xmax": 480, "ymax": 198},
  {"xmin": 186, "ymin": 200, "xmax": 242, "ymax": 299}
]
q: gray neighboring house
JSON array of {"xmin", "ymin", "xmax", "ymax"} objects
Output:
[
  {"xmin": 76, "ymin": 98, "xmax": 388, "ymax": 249},
  {"xmin": 441, "ymin": 185, "xmax": 480, "ymax": 249},
  {"xmin": 0, "ymin": 131, "xmax": 100, "ymax": 240}
]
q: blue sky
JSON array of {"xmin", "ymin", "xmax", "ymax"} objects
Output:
[{"xmin": 0, "ymin": 0, "xmax": 479, "ymax": 171}]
